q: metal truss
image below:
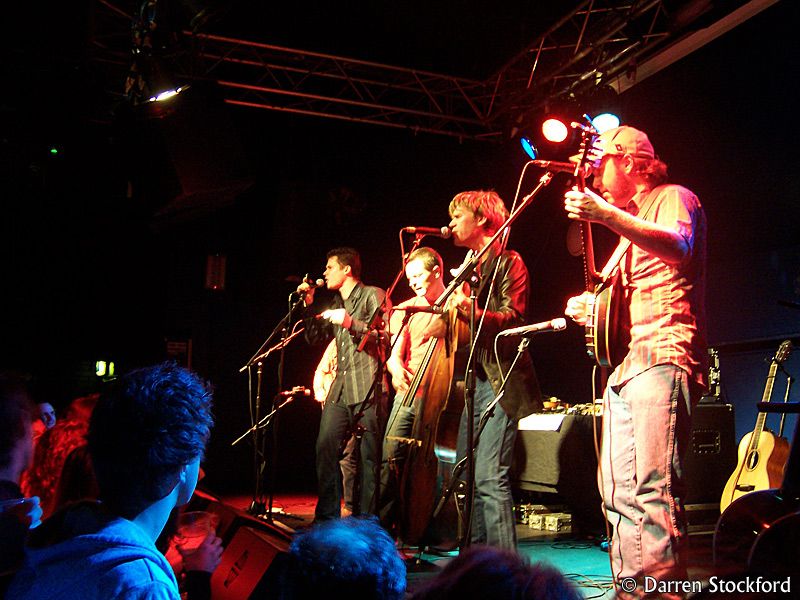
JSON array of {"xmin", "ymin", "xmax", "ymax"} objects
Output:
[
  {"xmin": 188, "ymin": 33, "xmax": 496, "ymax": 141},
  {"xmin": 86, "ymin": 0, "xmax": 775, "ymax": 139},
  {"xmin": 484, "ymin": 0, "xmax": 774, "ymax": 126}
]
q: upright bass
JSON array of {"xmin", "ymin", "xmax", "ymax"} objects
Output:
[{"xmin": 393, "ymin": 304, "xmax": 462, "ymax": 548}]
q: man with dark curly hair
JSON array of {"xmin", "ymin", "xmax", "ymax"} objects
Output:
[{"xmin": 9, "ymin": 363, "xmax": 215, "ymax": 600}]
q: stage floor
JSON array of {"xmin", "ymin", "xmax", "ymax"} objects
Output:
[{"xmin": 215, "ymin": 492, "xmax": 717, "ymax": 599}]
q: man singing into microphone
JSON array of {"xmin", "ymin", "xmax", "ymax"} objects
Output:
[
  {"xmin": 298, "ymin": 248, "xmax": 389, "ymax": 522},
  {"xmin": 446, "ymin": 190, "xmax": 542, "ymax": 550},
  {"xmin": 563, "ymin": 126, "xmax": 707, "ymax": 596}
]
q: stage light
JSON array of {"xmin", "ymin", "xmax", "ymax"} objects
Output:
[
  {"xmin": 49, "ymin": 147, "xmax": 59, "ymax": 155},
  {"xmin": 149, "ymin": 86, "xmax": 187, "ymax": 103},
  {"xmin": 542, "ymin": 118, "xmax": 569, "ymax": 143},
  {"xmin": 520, "ymin": 136, "xmax": 538, "ymax": 160},
  {"xmin": 591, "ymin": 112, "xmax": 620, "ymax": 133}
]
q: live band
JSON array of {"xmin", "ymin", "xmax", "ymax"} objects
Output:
[{"xmin": 292, "ymin": 125, "xmax": 708, "ymax": 599}]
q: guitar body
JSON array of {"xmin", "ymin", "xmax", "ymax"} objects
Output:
[
  {"xmin": 714, "ymin": 488, "xmax": 800, "ymax": 572},
  {"xmin": 719, "ymin": 340, "xmax": 793, "ymax": 513},
  {"xmin": 748, "ymin": 509, "xmax": 800, "ymax": 577},
  {"xmin": 720, "ymin": 430, "xmax": 790, "ymax": 512},
  {"xmin": 585, "ymin": 276, "xmax": 630, "ymax": 368}
]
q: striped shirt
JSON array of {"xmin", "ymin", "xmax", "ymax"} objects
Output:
[
  {"xmin": 611, "ymin": 184, "xmax": 708, "ymax": 389},
  {"xmin": 304, "ymin": 282, "xmax": 389, "ymax": 406}
]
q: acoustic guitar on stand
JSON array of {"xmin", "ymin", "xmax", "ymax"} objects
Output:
[{"xmin": 719, "ymin": 340, "xmax": 792, "ymax": 512}]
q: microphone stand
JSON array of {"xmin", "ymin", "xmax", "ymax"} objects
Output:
[
  {"xmin": 432, "ymin": 337, "xmax": 530, "ymax": 521},
  {"xmin": 348, "ymin": 234, "xmax": 425, "ymax": 516},
  {"xmin": 239, "ymin": 294, "xmax": 305, "ymax": 520},
  {"xmin": 230, "ymin": 390, "xmax": 307, "ymax": 446}
]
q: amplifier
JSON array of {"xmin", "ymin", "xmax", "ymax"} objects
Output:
[{"xmin": 684, "ymin": 401, "xmax": 736, "ymax": 509}]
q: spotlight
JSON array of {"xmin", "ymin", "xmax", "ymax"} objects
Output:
[
  {"xmin": 591, "ymin": 112, "xmax": 620, "ymax": 133},
  {"xmin": 542, "ymin": 118, "xmax": 569, "ymax": 143},
  {"xmin": 583, "ymin": 85, "xmax": 621, "ymax": 133},
  {"xmin": 520, "ymin": 136, "xmax": 538, "ymax": 160}
]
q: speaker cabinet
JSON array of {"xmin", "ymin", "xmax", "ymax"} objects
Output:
[
  {"xmin": 210, "ymin": 526, "xmax": 290, "ymax": 600},
  {"xmin": 685, "ymin": 401, "xmax": 736, "ymax": 505},
  {"xmin": 684, "ymin": 402, "xmax": 736, "ymax": 532}
]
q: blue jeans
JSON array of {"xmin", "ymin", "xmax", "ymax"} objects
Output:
[
  {"xmin": 457, "ymin": 377, "xmax": 518, "ymax": 549},
  {"xmin": 602, "ymin": 364, "xmax": 696, "ymax": 585}
]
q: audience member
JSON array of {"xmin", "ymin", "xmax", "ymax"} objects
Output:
[
  {"xmin": 8, "ymin": 363, "xmax": 214, "ymax": 600},
  {"xmin": 37, "ymin": 402, "xmax": 57, "ymax": 431},
  {"xmin": 31, "ymin": 401, "xmax": 56, "ymax": 443},
  {"xmin": 282, "ymin": 515, "xmax": 406, "ymax": 600},
  {"xmin": 21, "ymin": 394, "xmax": 99, "ymax": 517},
  {"xmin": 0, "ymin": 376, "xmax": 41, "ymax": 588},
  {"xmin": 411, "ymin": 545, "xmax": 582, "ymax": 600}
]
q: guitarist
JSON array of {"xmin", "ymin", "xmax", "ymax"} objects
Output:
[
  {"xmin": 563, "ymin": 126, "xmax": 707, "ymax": 597},
  {"xmin": 445, "ymin": 190, "xmax": 542, "ymax": 550},
  {"xmin": 378, "ymin": 247, "xmax": 447, "ymax": 531}
]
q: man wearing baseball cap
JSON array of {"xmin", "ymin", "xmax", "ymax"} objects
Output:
[{"xmin": 563, "ymin": 126, "xmax": 707, "ymax": 597}]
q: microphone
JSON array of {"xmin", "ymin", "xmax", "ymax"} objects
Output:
[
  {"xmin": 303, "ymin": 275, "xmax": 325, "ymax": 288},
  {"xmin": 394, "ymin": 305, "xmax": 446, "ymax": 315},
  {"xmin": 402, "ymin": 226, "xmax": 452, "ymax": 239},
  {"xmin": 277, "ymin": 386, "xmax": 311, "ymax": 397},
  {"xmin": 530, "ymin": 160, "xmax": 577, "ymax": 173},
  {"xmin": 498, "ymin": 318, "xmax": 567, "ymax": 337}
]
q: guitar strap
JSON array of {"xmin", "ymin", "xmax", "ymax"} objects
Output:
[{"xmin": 598, "ymin": 185, "xmax": 665, "ymax": 283}]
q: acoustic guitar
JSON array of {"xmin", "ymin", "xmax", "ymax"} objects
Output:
[
  {"xmin": 713, "ymin": 398, "xmax": 800, "ymax": 575},
  {"xmin": 719, "ymin": 340, "xmax": 792, "ymax": 513}
]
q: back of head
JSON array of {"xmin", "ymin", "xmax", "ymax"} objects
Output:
[
  {"xmin": 411, "ymin": 545, "xmax": 582, "ymax": 600},
  {"xmin": 0, "ymin": 375, "xmax": 33, "ymax": 479},
  {"xmin": 87, "ymin": 363, "xmax": 213, "ymax": 519},
  {"xmin": 284, "ymin": 516, "xmax": 406, "ymax": 600}
]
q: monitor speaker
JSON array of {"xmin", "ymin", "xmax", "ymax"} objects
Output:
[{"xmin": 210, "ymin": 526, "xmax": 290, "ymax": 600}]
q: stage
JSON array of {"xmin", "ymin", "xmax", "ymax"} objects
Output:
[{"xmin": 207, "ymin": 491, "xmax": 718, "ymax": 599}]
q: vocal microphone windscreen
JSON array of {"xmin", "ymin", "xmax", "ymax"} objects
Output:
[
  {"xmin": 402, "ymin": 226, "xmax": 452, "ymax": 239},
  {"xmin": 304, "ymin": 276, "xmax": 325, "ymax": 288},
  {"xmin": 498, "ymin": 317, "xmax": 568, "ymax": 337},
  {"xmin": 530, "ymin": 160, "xmax": 576, "ymax": 173}
]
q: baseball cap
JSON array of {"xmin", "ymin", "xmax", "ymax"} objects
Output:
[{"xmin": 570, "ymin": 125, "xmax": 655, "ymax": 165}]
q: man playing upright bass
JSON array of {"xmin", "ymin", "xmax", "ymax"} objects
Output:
[{"xmin": 378, "ymin": 246, "xmax": 449, "ymax": 532}]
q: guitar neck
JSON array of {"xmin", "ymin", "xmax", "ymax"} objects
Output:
[
  {"xmin": 749, "ymin": 363, "xmax": 779, "ymax": 450},
  {"xmin": 580, "ymin": 222, "xmax": 602, "ymax": 287}
]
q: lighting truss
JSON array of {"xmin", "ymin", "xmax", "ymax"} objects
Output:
[{"xmin": 87, "ymin": 0, "xmax": 776, "ymax": 139}]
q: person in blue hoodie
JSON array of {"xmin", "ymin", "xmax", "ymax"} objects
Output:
[{"xmin": 8, "ymin": 363, "xmax": 214, "ymax": 600}]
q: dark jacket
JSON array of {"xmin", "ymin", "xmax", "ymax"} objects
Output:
[{"xmin": 459, "ymin": 247, "xmax": 542, "ymax": 420}]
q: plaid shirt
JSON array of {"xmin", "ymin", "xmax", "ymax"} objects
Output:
[{"xmin": 611, "ymin": 184, "xmax": 708, "ymax": 389}]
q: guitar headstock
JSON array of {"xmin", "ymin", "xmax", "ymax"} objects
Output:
[{"xmin": 773, "ymin": 340, "xmax": 793, "ymax": 364}]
